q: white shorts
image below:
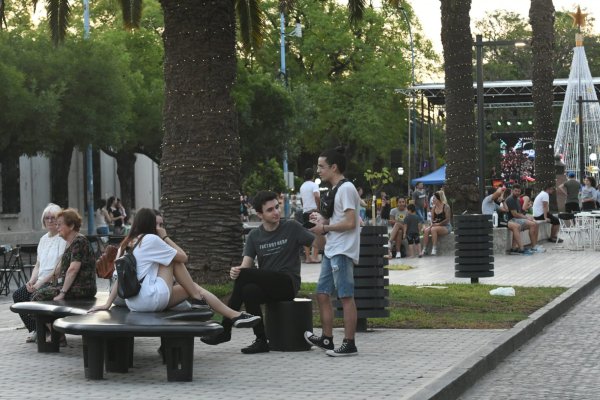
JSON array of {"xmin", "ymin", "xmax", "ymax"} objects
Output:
[{"xmin": 125, "ymin": 276, "xmax": 170, "ymax": 312}]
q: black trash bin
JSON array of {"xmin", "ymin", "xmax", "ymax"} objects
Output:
[{"xmin": 454, "ymin": 214, "xmax": 494, "ymax": 283}]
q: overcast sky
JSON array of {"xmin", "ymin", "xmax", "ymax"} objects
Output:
[{"xmin": 411, "ymin": 1, "xmax": 600, "ymax": 55}]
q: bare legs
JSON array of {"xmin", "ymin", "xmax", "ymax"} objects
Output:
[{"xmin": 157, "ymin": 262, "xmax": 241, "ymax": 319}]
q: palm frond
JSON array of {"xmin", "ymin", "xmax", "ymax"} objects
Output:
[
  {"xmin": 236, "ymin": 0, "xmax": 265, "ymax": 52},
  {"xmin": 386, "ymin": 0, "xmax": 403, "ymax": 9},
  {"xmin": 279, "ymin": 0, "xmax": 295, "ymax": 14},
  {"xmin": 119, "ymin": 0, "xmax": 142, "ymax": 29},
  {"xmin": 347, "ymin": 0, "xmax": 366, "ymax": 23},
  {"xmin": 0, "ymin": 0, "xmax": 6, "ymax": 30},
  {"xmin": 46, "ymin": 0, "xmax": 71, "ymax": 45}
]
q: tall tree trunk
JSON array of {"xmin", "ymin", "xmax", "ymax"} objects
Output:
[
  {"xmin": 440, "ymin": 0, "xmax": 478, "ymax": 213},
  {"xmin": 159, "ymin": 1, "xmax": 242, "ymax": 284},
  {"xmin": 530, "ymin": 0, "xmax": 555, "ymax": 193},
  {"xmin": 115, "ymin": 151, "xmax": 136, "ymax": 222},
  {"xmin": 50, "ymin": 140, "xmax": 74, "ymax": 208},
  {"xmin": 0, "ymin": 150, "xmax": 20, "ymax": 214}
]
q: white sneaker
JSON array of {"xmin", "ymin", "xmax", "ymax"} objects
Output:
[
  {"xmin": 431, "ymin": 246, "xmax": 437, "ymax": 255},
  {"xmin": 532, "ymin": 245, "xmax": 546, "ymax": 253}
]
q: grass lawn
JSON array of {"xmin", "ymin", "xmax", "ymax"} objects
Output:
[{"xmin": 203, "ymin": 282, "xmax": 566, "ymax": 330}]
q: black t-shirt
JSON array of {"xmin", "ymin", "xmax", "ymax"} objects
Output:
[
  {"xmin": 243, "ymin": 220, "xmax": 315, "ymax": 293},
  {"xmin": 111, "ymin": 207, "xmax": 123, "ymax": 227},
  {"xmin": 505, "ymin": 195, "xmax": 522, "ymax": 221}
]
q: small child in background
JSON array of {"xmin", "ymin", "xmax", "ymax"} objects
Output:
[{"xmin": 404, "ymin": 204, "xmax": 422, "ymax": 258}]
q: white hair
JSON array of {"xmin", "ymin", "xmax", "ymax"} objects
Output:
[{"xmin": 41, "ymin": 203, "xmax": 62, "ymax": 227}]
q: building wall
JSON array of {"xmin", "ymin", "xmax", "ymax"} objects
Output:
[{"xmin": 0, "ymin": 151, "xmax": 159, "ymax": 246}]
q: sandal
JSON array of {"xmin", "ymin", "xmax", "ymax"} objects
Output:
[{"xmin": 25, "ymin": 331, "xmax": 37, "ymax": 343}]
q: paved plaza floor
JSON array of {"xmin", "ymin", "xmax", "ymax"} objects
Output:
[{"xmin": 0, "ymin": 242, "xmax": 598, "ymax": 399}]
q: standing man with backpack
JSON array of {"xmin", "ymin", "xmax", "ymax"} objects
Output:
[{"xmin": 304, "ymin": 147, "xmax": 361, "ymax": 357}]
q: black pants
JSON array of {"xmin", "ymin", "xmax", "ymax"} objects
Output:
[
  {"xmin": 223, "ymin": 268, "xmax": 295, "ymax": 340},
  {"xmin": 12, "ymin": 285, "xmax": 36, "ymax": 332},
  {"xmin": 565, "ymin": 202, "xmax": 580, "ymax": 213}
]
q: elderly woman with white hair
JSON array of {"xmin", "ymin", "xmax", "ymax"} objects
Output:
[{"xmin": 12, "ymin": 203, "xmax": 67, "ymax": 343}]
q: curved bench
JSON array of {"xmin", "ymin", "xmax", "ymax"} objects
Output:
[
  {"xmin": 11, "ymin": 296, "xmax": 110, "ymax": 353},
  {"xmin": 53, "ymin": 306, "xmax": 221, "ymax": 381}
]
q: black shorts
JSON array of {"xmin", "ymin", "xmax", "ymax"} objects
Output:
[
  {"xmin": 565, "ymin": 202, "xmax": 580, "ymax": 213},
  {"xmin": 534, "ymin": 214, "xmax": 559, "ymax": 226},
  {"xmin": 406, "ymin": 232, "xmax": 420, "ymax": 244}
]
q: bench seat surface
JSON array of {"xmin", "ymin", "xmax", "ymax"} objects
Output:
[{"xmin": 53, "ymin": 306, "xmax": 220, "ymax": 337}]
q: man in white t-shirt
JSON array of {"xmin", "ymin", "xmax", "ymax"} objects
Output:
[
  {"xmin": 299, "ymin": 168, "xmax": 321, "ymax": 263},
  {"xmin": 304, "ymin": 147, "xmax": 360, "ymax": 357},
  {"xmin": 532, "ymin": 184, "xmax": 561, "ymax": 242}
]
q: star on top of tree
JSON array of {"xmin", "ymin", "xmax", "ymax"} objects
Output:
[{"xmin": 569, "ymin": 6, "xmax": 588, "ymax": 29}]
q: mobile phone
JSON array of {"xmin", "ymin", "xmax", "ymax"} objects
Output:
[{"xmin": 303, "ymin": 221, "xmax": 316, "ymax": 229}]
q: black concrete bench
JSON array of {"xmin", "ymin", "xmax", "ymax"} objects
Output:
[
  {"xmin": 10, "ymin": 296, "xmax": 110, "ymax": 352},
  {"xmin": 264, "ymin": 298, "xmax": 312, "ymax": 351},
  {"xmin": 53, "ymin": 306, "xmax": 221, "ymax": 381}
]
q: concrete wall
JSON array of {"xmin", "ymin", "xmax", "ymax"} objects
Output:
[{"xmin": 0, "ymin": 150, "xmax": 160, "ymax": 246}]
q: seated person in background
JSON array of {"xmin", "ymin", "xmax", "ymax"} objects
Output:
[
  {"xmin": 505, "ymin": 184, "xmax": 541, "ymax": 255},
  {"xmin": 387, "ymin": 197, "xmax": 408, "ymax": 258},
  {"xmin": 32, "ymin": 208, "xmax": 98, "ymax": 346},
  {"xmin": 90, "ymin": 209, "xmax": 261, "ymax": 329},
  {"xmin": 420, "ymin": 191, "xmax": 452, "ymax": 256},
  {"xmin": 13, "ymin": 203, "xmax": 67, "ymax": 343},
  {"xmin": 404, "ymin": 204, "xmax": 422, "ymax": 258},
  {"xmin": 201, "ymin": 191, "xmax": 316, "ymax": 354},
  {"xmin": 481, "ymin": 186, "xmax": 507, "ymax": 215},
  {"xmin": 532, "ymin": 184, "xmax": 561, "ymax": 242}
]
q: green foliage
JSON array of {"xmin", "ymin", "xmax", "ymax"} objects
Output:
[
  {"xmin": 234, "ymin": 68, "xmax": 296, "ymax": 179},
  {"xmin": 364, "ymin": 167, "xmax": 394, "ymax": 194},
  {"xmin": 242, "ymin": 158, "xmax": 287, "ymax": 195}
]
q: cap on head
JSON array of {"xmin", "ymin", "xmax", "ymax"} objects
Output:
[{"xmin": 568, "ymin": 172, "xmax": 576, "ymax": 178}]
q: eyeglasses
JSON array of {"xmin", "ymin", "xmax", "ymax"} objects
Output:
[{"xmin": 44, "ymin": 216, "xmax": 57, "ymax": 221}]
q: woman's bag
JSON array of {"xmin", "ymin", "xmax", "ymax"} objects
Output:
[
  {"xmin": 96, "ymin": 245, "xmax": 118, "ymax": 279},
  {"xmin": 115, "ymin": 235, "xmax": 145, "ymax": 299}
]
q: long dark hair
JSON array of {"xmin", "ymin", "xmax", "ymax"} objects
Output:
[{"xmin": 120, "ymin": 208, "xmax": 157, "ymax": 253}]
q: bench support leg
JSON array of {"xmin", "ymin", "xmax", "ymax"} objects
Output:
[
  {"xmin": 163, "ymin": 336, "xmax": 194, "ymax": 382},
  {"xmin": 36, "ymin": 316, "xmax": 60, "ymax": 353},
  {"xmin": 83, "ymin": 336, "xmax": 105, "ymax": 380},
  {"xmin": 105, "ymin": 336, "xmax": 133, "ymax": 373}
]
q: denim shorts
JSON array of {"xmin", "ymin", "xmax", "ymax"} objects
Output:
[{"xmin": 317, "ymin": 254, "xmax": 354, "ymax": 298}]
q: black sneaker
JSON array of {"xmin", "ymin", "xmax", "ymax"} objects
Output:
[
  {"xmin": 304, "ymin": 331, "xmax": 334, "ymax": 351},
  {"xmin": 232, "ymin": 312, "xmax": 261, "ymax": 328},
  {"xmin": 201, "ymin": 331, "xmax": 231, "ymax": 345},
  {"xmin": 326, "ymin": 339, "xmax": 358, "ymax": 357},
  {"xmin": 509, "ymin": 248, "xmax": 522, "ymax": 255},
  {"xmin": 241, "ymin": 338, "xmax": 270, "ymax": 354}
]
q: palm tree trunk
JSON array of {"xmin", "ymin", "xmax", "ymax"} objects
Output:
[
  {"xmin": 159, "ymin": 0, "xmax": 243, "ymax": 283},
  {"xmin": 440, "ymin": 0, "xmax": 478, "ymax": 213},
  {"xmin": 530, "ymin": 0, "xmax": 555, "ymax": 193}
]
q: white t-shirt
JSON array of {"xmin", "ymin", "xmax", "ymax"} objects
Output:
[
  {"xmin": 532, "ymin": 191, "xmax": 549, "ymax": 217},
  {"xmin": 37, "ymin": 233, "xmax": 67, "ymax": 280},
  {"xmin": 481, "ymin": 194, "xmax": 499, "ymax": 215},
  {"xmin": 324, "ymin": 181, "xmax": 361, "ymax": 264},
  {"xmin": 300, "ymin": 180, "xmax": 320, "ymax": 212},
  {"xmin": 132, "ymin": 234, "xmax": 177, "ymax": 282}
]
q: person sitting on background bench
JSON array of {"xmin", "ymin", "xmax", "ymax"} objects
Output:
[
  {"xmin": 13, "ymin": 203, "xmax": 67, "ymax": 343},
  {"xmin": 89, "ymin": 208, "xmax": 260, "ymax": 330},
  {"xmin": 506, "ymin": 184, "xmax": 541, "ymax": 255},
  {"xmin": 481, "ymin": 186, "xmax": 508, "ymax": 215},
  {"xmin": 201, "ymin": 191, "xmax": 316, "ymax": 354},
  {"xmin": 532, "ymin": 184, "xmax": 562, "ymax": 243}
]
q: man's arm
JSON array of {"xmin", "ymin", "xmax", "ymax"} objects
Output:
[
  {"xmin": 557, "ymin": 182, "xmax": 567, "ymax": 195},
  {"xmin": 230, "ymin": 255, "xmax": 254, "ymax": 280},
  {"xmin": 313, "ymin": 191, "xmax": 320, "ymax": 209}
]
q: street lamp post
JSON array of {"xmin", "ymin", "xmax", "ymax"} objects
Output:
[
  {"xmin": 399, "ymin": 6, "xmax": 415, "ymax": 195},
  {"xmin": 84, "ymin": 0, "xmax": 95, "ymax": 235},
  {"xmin": 279, "ymin": 11, "xmax": 301, "ymax": 218},
  {"xmin": 475, "ymin": 35, "xmax": 526, "ymax": 205}
]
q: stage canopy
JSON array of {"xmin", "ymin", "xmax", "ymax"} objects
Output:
[{"xmin": 411, "ymin": 165, "xmax": 446, "ymax": 186}]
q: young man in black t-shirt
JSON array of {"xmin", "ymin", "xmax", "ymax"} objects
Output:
[{"xmin": 201, "ymin": 191, "xmax": 315, "ymax": 354}]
